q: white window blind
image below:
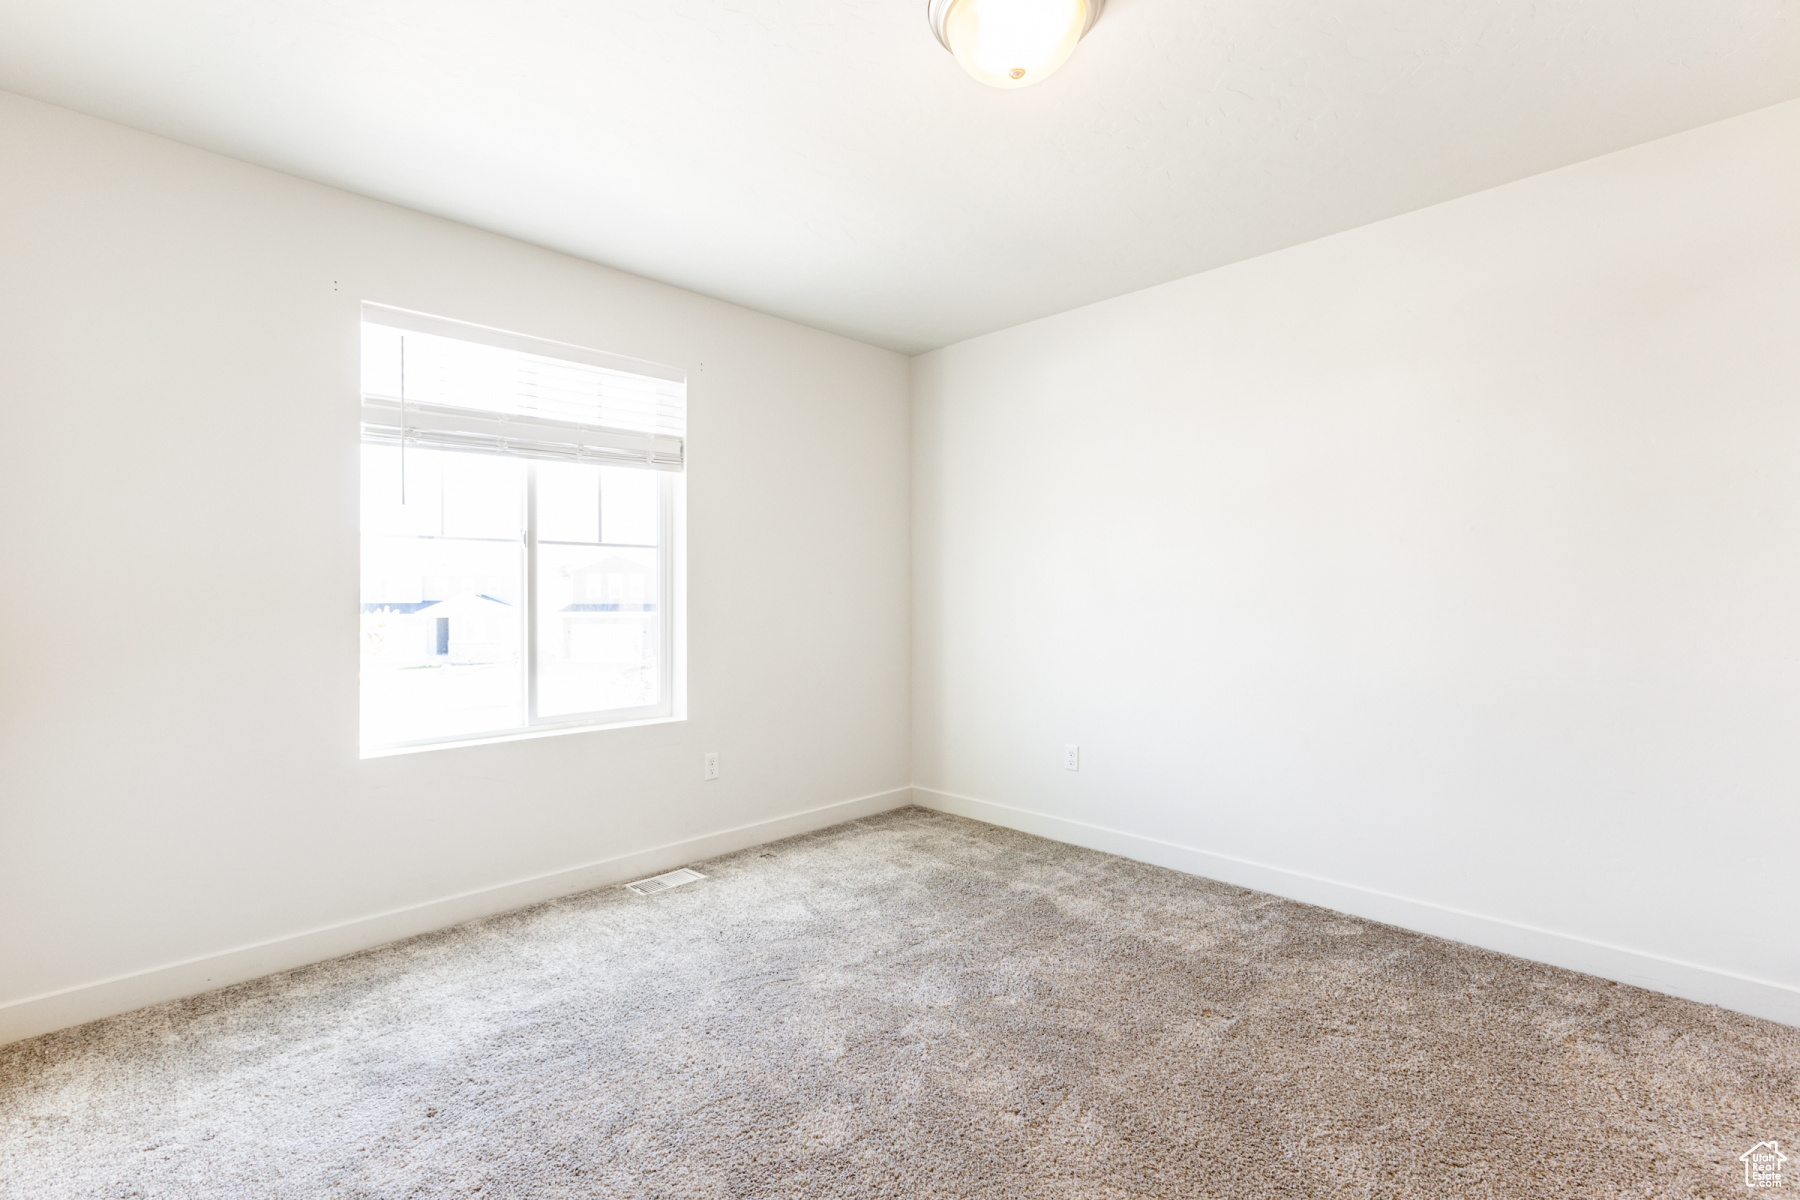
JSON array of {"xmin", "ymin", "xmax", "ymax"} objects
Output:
[{"xmin": 360, "ymin": 304, "xmax": 685, "ymax": 471}]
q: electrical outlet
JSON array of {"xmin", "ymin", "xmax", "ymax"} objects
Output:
[
  {"xmin": 1064, "ymin": 744, "xmax": 1079, "ymax": 772},
  {"xmin": 703, "ymin": 751, "xmax": 719, "ymax": 781}
]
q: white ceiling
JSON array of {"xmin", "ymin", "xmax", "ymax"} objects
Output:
[{"xmin": 2, "ymin": 1, "xmax": 1797, "ymax": 353}]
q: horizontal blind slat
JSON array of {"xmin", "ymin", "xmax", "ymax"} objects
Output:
[
  {"xmin": 361, "ymin": 401, "xmax": 683, "ymax": 470},
  {"xmin": 359, "ymin": 313, "xmax": 685, "ymax": 470}
]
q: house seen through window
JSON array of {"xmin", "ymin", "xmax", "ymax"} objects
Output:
[{"xmin": 359, "ymin": 305, "xmax": 684, "ymax": 752}]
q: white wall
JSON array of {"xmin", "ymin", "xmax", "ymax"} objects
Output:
[
  {"xmin": 7, "ymin": 84, "xmax": 1798, "ymax": 1045},
  {"xmin": 0, "ymin": 91, "xmax": 911, "ymax": 1043},
  {"xmin": 912, "ymin": 99, "xmax": 1800, "ymax": 1025}
]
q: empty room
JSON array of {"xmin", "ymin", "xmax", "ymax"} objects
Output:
[{"xmin": 2, "ymin": 1, "xmax": 1797, "ymax": 1196}]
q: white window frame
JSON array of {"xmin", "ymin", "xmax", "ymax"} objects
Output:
[
  {"xmin": 522, "ymin": 463, "xmax": 679, "ymax": 731},
  {"xmin": 358, "ymin": 304, "xmax": 686, "ymax": 757}
]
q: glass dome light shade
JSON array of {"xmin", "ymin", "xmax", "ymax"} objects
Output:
[{"xmin": 935, "ymin": 0, "xmax": 1094, "ymax": 89}]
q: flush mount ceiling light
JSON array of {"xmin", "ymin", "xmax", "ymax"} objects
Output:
[{"xmin": 927, "ymin": 0, "xmax": 1104, "ymax": 89}]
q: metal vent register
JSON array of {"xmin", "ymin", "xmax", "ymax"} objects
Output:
[{"xmin": 625, "ymin": 868, "xmax": 706, "ymax": 896}]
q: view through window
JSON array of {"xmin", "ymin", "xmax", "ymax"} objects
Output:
[{"xmin": 359, "ymin": 308, "xmax": 684, "ymax": 752}]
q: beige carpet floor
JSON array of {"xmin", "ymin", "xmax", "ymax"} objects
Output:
[{"xmin": 1, "ymin": 807, "xmax": 1795, "ymax": 1198}]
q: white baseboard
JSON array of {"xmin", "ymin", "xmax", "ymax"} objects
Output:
[
  {"xmin": 914, "ymin": 787, "xmax": 1800, "ymax": 1029},
  {"xmin": 0, "ymin": 787, "xmax": 914, "ymax": 1046},
  {"xmin": 16, "ymin": 784, "xmax": 1790, "ymax": 1045}
]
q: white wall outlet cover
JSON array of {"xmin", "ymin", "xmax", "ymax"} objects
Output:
[
  {"xmin": 1064, "ymin": 744, "xmax": 1079, "ymax": 771},
  {"xmin": 703, "ymin": 751, "xmax": 720, "ymax": 781}
]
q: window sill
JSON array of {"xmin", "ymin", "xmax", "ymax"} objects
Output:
[{"xmin": 360, "ymin": 713, "xmax": 683, "ymax": 759}]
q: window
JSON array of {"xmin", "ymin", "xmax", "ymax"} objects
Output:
[{"xmin": 359, "ymin": 305, "xmax": 684, "ymax": 753}]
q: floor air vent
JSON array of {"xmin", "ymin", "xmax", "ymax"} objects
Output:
[{"xmin": 625, "ymin": 868, "xmax": 706, "ymax": 896}]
